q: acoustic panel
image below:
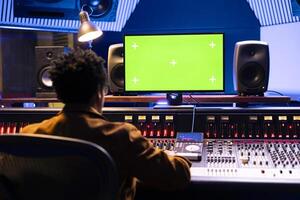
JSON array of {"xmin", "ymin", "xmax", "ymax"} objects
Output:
[{"xmin": 247, "ymin": 0, "xmax": 300, "ymax": 26}]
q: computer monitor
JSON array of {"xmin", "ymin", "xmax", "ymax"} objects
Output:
[{"xmin": 124, "ymin": 33, "xmax": 224, "ymax": 93}]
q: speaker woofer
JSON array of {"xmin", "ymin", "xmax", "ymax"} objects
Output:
[
  {"xmin": 110, "ymin": 63, "xmax": 124, "ymax": 88},
  {"xmin": 239, "ymin": 62, "xmax": 265, "ymax": 89},
  {"xmin": 80, "ymin": 0, "xmax": 113, "ymax": 18},
  {"xmin": 38, "ymin": 65, "xmax": 53, "ymax": 89}
]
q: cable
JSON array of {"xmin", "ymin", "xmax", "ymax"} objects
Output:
[
  {"xmin": 191, "ymin": 105, "xmax": 196, "ymax": 133},
  {"xmin": 188, "ymin": 94, "xmax": 199, "ymax": 104},
  {"xmin": 266, "ymin": 90, "xmax": 284, "ymax": 96}
]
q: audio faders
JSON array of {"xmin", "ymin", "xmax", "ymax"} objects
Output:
[{"xmin": 191, "ymin": 139, "xmax": 300, "ymax": 183}]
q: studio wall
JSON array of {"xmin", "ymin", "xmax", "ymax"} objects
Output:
[{"xmin": 261, "ymin": 22, "xmax": 300, "ymax": 100}]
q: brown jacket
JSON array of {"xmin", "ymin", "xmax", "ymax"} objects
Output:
[{"xmin": 21, "ymin": 104, "xmax": 191, "ymax": 200}]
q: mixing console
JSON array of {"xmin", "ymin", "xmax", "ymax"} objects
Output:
[{"xmin": 2, "ymin": 107, "xmax": 300, "ymax": 184}]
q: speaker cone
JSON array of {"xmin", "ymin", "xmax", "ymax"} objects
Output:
[
  {"xmin": 38, "ymin": 65, "xmax": 53, "ymax": 88},
  {"xmin": 110, "ymin": 63, "xmax": 124, "ymax": 88},
  {"xmin": 239, "ymin": 62, "xmax": 265, "ymax": 89},
  {"xmin": 80, "ymin": 0, "xmax": 113, "ymax": 18}
]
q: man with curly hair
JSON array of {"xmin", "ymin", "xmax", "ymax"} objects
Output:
[{"xmin": 22, "ymin": 48, "xmax": 191, "ymax": 200}]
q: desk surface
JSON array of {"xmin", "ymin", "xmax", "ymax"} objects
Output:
[{"xmin": 0, "ymin": 95, "xmax": 291, "ymax": 104}]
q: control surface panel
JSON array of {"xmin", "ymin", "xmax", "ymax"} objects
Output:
[{"xmin": 191, "ymin": 139, "xmax": 300, "ymax": 183}]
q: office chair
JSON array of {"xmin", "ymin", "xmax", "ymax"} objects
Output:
[{"xmin": 0, "ymin": 134, "xmax": 119, "ymax": 200}]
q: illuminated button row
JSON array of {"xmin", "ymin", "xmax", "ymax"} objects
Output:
[
  {"xmin": 124, "ymin": 115, "xmax": 175, "ymax": 138},
  {"xmin": 124, "ymin": 115, "xmax": 174, "ymax": 122},
  {"xmin": 0, "ymin": 122, "xmax": 28, "ymax": 134},
  {"xmin": 140, "ymin": 126, "xmax": 175, "ymax": 138},
  {"xmin": 205, "ymin": 115, "xmax": 300, "ymax": 139}
]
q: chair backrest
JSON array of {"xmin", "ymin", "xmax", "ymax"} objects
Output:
[{"xmin": 0, "ymin": 134, "xmax": 119, "ymax": 200}]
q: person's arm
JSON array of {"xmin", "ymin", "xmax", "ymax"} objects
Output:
[
  {"xmin": 20, "ymin": 123, "xmax": 38, "ymax": 134},
  {"xmin": 126, "ymin": 124, "xmax": 192, "ymax": 190}
]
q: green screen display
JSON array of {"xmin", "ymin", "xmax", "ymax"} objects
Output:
[{"xmin": 124, "ymin": 33, "xmax": 224, "ymax": 92}]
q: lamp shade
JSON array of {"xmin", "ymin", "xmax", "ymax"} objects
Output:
[{"xmin": 78, "ymin": 11, "xmax": 103, "ymax": 42}]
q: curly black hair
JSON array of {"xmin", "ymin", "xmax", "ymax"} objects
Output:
[{"xmin": 50, "ymin": 48, "xmax": 107, "ymax": 104}]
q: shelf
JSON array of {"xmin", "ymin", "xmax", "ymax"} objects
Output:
[
  {"xmin": 105, "ymin": 95, "xmax": 291, "ymax": 103},
  {"xmin": 0, "ymin": 95, "xmax": 291, "ymax": 105}
]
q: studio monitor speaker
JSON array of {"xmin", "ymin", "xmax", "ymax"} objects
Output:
[
  {"xmin": 35, "ymin": 46, "xmax": 64, "ymax": 98},
  {"xmin": 14, "ymin": 0, "xmax": 118, "ymax": 21},
  {"xmin": 108, "ymin": 43, "xmax": 124, "ymax": 94},
  {"xmin": 233, "ymin": 41, "xmax": 269, "ymax": 96}
]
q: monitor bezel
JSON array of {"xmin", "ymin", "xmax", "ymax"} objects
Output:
[{"xmin": 123, "ymin": 32, "xmax": 225, "ymax": 93}]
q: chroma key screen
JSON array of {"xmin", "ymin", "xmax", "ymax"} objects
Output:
[{"xmin": 124, "ymin": 33, "xmax": 224, "ymax": 92}]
